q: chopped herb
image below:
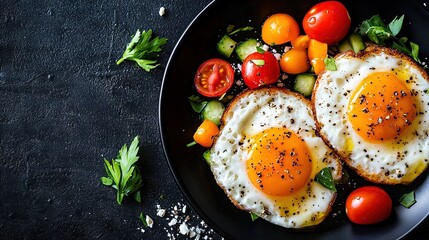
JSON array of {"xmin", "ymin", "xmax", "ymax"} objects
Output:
[
  {"xmin": 256, "ymin": 46, "xmax": 265, "ymax": 53},
  {"xmin": 186, "ymin": 141, "xmax": 197, "ymax": 147},
  {"xmin": 228, "ymin": 26, "xmax": 254, "ymax": 35},
  {"xmin": 159, "ymin": 194, "xmax": 165, "ymax": 200},
  {"xmin": 134, "ymin": 190, "xmax": 142, "ymax": 203},
  {"xmin": 324, "ymin": 56, "xmax": 337, "ymax": 71},
  {"xmin": 188, "ymin": 95, "xmax": 208, "ymax": 113},
  {"xmin": 251, "ymin": 59, "xmax": 265, "ymax": 66},
  {"xmin": 250, "ymin": 212, "xmax": 259, "ymax": 221},
  {"xmin": 139, "ymin": 212, "xmax": 148, "ymax": 227},
  {"xmin": 358, "ymin": 14, "xmax": 421, "ymax": 63},
  {"xmin": 117, "ymin": 29, "xmax": 168, "ymax": 72},
  {"xmin": 315, "ymin": 167, "xmax": 336, "ymax": 192},
  {"xmin": 101, "ymin": 136, "xmax": 143, "ymax": 204},
  {"xmin": 399, "ymin": 191, "xmax": 416, "ymax": 208}
]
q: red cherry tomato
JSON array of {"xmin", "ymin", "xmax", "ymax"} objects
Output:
[
  {"xmin": 345, "ymin": 186, "xmax": 392, "ymax": 224},
  {"xmin": 241, "ymin": 51, "xmax": 280, "ymax": 89},
  {"xmin": 194, "ymin": 58, "xmax": 235, "ymax": 97},
  {"xmin": 302, "ymin": 1, "xmax": 351, "ymax": 45}
]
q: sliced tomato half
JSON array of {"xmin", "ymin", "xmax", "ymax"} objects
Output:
[{"xmin": 194, "ymin": 58, "xmax": 235, "ymax": 97}]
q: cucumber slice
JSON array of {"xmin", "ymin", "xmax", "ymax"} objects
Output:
[
  {"xmin": 293, "ymin": 74, "xmax": 316, "ymax": 98},
  {"xmin": 201, "ymin": 100, "xmax": 225, "ymax": 126},
  {"xmin": 217, "ymin": 35, "xmax": 237, "ymax": 58},
  {"xmin": 338, "ymin": 38, "xmax": 353, "ymax": 53},
  {"xmin": 235, "ymin": 38, "xmax": 259, "ymax": 61},
  {"xmin": 348, "ymin": 33, "xmax": 365, "ymax": 53}
]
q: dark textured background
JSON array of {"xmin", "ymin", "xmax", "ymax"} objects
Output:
[{"xmin": 0, "ymin": 0, "xmax": 428, "ymax": 239}]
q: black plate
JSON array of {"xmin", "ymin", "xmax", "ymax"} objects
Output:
[{"xmin": 159, "ymin": 0, "xmax": 429, "ymax": 239}]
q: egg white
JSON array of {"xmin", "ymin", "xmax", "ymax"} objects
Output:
[
  {"xmin": 313, "ymin": 45, "xmax": 429, "ymax": 184},
  {"xmin": 210, "ymin": 87, "xmax": 342, "ymax": 229}
]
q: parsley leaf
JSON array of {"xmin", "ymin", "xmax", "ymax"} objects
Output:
[
  {"xmin": 228, "ymin": 26, "xmax": 254, "ymax": 35},
  {"xmin": 358, "ymin": 14, "xmax": 421, "ymax": 63},
  {"xmin": 101, "ymin": 136, "xmax": 143, "ymax": 204},
  {"xmin": 250, "ymin": 212, "xmax": 259, "ymax": 221},
  {"xmin": 324, "ymin": 56, "xmax": 337, "ymax": 71},
  {"xmin": 188, "ymin": 95, "xmax": 208, "ymax": 113},
  {"xmin": 117, "ymin": 29, "xmax": 168, "ymax": 72}
]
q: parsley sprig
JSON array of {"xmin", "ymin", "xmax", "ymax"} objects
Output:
[
  {"xmin": 101, "ymin": 136, "xmax": 143, "ymax": 204},
  {"xmin": 359, "ymin": 15, "xmax": 421, "ymax": 63},
  {"xmin": 117, "ymin": 29, "xmax": 168, "ymax": 72}
]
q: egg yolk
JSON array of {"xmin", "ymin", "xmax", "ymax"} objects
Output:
[
  {"xmin": 348, "ymin": 72, "xmax": 416, "ymax": 142},
  {"xmin": 246, "ymin": 127, "xmax": 312, "ymax": 196}
]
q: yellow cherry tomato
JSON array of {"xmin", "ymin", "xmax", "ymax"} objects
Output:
[
  {"xmin": 308, "ymin": 39, "xmax": 328, "ymax": 75},
  {"xmin": 280, "ymin": 48, "xmax": 310, "ymax": 74},
  {"xmin": 262, "ymin": 13, "xmax": 300, "ymax": 45}
]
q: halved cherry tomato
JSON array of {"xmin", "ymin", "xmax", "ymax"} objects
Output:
[
  {"xmin": 345, "ymin": 186, "xmax": 392, "ymax": 225},
  {"xmin": 303, "ymin": 1, "xmax": 351, "ymax": 45},
  {"xmin": 193, "ymin": 119, "xmax": 219, "ymax": 148},
  {"xmin": 194, "ymin": 58, "xmax": 234, "ymax": 97},
  {"xmin": 241, "ymin": 51, "xmax": 280, "ymax": 89},
  {"xmin": 262, "ymin": 13, "xmax": 300, "ymax": 45},
  {"xmin": 280, "ymin": 49, "xmax": 310, "ymax": 74}
]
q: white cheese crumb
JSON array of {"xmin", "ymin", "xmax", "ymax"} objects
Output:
[
  {"xmin": 159, "ymin": 7, "xmax": 166, "ymax": 16},
  {"xmin": 262, "ymin": 44, "xmax": 270, "ymax": 51},
  {"xmin": 179, "ymin": 222, "xmax": 190, "ymax": 235},
  {"xmin": 274, "ymin": 53, "xmax": 281, "ymax": 60},
  {"xmin": 157, "ymin": 208, "xmax": 166, "ymax": 217},
  {"xmin": 168, "ymin": 218, "xmax": 178, "ymax": 226},
  {"xmin": 146, "ymin": 215, "xmax": 154, "ymax": 228},
  {"xmin": 284, "ymin": 46, "xmax": 291, "ymax": 53}
]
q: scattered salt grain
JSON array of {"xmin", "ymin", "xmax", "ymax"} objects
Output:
[
  {"xmin": 168, "ymin": 218, "xmax": 178, "ymax": 226},
  {"xmin": 182, "ymin": 205, "xmax": 187, "ymax": 213},
  {"xmin": 157, "ymin": 208, "xmax": 166, "ymax": 217},
  {"xmin": 179, "ymin": 222, "xmax": 190, "ymax": 235},
  {"xmin": 159, "ymin": 7, "xmax": 166, "ymax": 16},
  {"xmin": 146, "ymin": 215, "xmax": 154, "ymax": 228}
]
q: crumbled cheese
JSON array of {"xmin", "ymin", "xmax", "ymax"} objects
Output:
[
  {"xmin": 284, "ymin": 46, "xmax": 291, "ymax": 53},
  {"xmin": 262, "ymin": 44, "xmax": 270, "ymax": 51},
  {"xmin": 159, "ymin": 7, "xmax": 166, "ymax": 16},
  {"xmin": 274, "ymin": 53, "xmax": 281, "ymax": 60}
]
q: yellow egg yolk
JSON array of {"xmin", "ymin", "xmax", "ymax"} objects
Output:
[
  {"xmin": 246, "ymin": 127, "xmax": 312, "ymax": 196},
  {"xmin": 348, "ymin": 72, "xmax": 416, "ymax": 142}
]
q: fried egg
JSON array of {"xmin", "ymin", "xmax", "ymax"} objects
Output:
[
  {"xmin": 209, "ymin": 87, "xmax": 342, "ymax": 229},
  {"xmin": 313, "ymin": 45, "xmax": 429, "ymax": 184}
]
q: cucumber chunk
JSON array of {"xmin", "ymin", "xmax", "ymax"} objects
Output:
[
  {"xmin": 338, "ymin": 38, "xmax": 353, "ymax": 53},
  {"xmin": 201, "ymin": 100, "xmax": 225, "ymax": 126},
  {"xmin": 203, "ymin": 149, "xmax": 211, "ymax": 166},
  {"xmin": 235, "ymin": 38, "xmax": 259, "ymax": 61},
  {"xmin": 348, "ymin": 33, "xmax": 365, "ymax": 53},
  {"xmin": 217, "ymin": 35, "xmax": 237, "ymax": 58},
  {"xmin": 293, "ymin": 74, "xmax": 317, "ymax": 98}
]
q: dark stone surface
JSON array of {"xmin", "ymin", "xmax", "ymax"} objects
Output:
[
  {"xmin": 0, "ymin": 0, "xmax": 221, "ymax": 239},
  {"xmin": 1, "ymin": 0, "xmax": 428, "ymax": 239}
]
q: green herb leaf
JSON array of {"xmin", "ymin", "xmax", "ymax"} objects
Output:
[
  {"xmin": 101, "ymin": 136, "xmax": 143, "ymax": 204},
  {"xmin": 250, "ymin": 212, "xmax": 259, "ymax": 221},
  {"xmin": 139, "ymin": 212, "xmax": 148, "ymax": 227},
  {"xmin": 134, "ymin": 190, "xmax": 142, "ymax": 203},
  {"xmin": 188, "ymin": 95, "xmax": 208, "ymax": 113},
  {"xmin": 228, "ymin": 26, "xmax": 254, "ymax": 35},
  {"xmin": 117, "ymin": 29, "xmax": 168, "ymax": 72},
  {"xmin": 226, "ymin": 25, "xmax": 235, "ymax": 34},
  {"xmin": 315, "ymin": 167, "xmax": 336, "ymax": 192},
  {"xmin": 410, "ymin": 42, "xmax": 421, "ymax": 63},
  {"xmin": 399, "ymin": 191, "xmax": 416, "ymax": 208},
  {"xmin": 324, "ymin": 56, "xmax": 337, "ymax": 71},
  {"xmin": 251, "ymin": 59, "xmax": 265, "ymax": 66},
  {"xmin": 388, "ymin": 15, "xmax": 404, "ymax": 36}
]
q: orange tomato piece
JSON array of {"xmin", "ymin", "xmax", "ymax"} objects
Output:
[
  {"xmin": 280, "ymin": 49, "xmax": 310, "ymax": 74},
  {"xmin": 308, "ymin": 39, "xmax": 328, "ymax": 75},
  {"xmin": 291, "ymin": 35, "xmax": 311, "ymax": 50},
  {"xmin": 262, "ymin": 13, "xmax": 300, "ymax": 45},
  {"xmin": 193, "ymin": 119, "xmax": 220, "ymax": 148}
]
